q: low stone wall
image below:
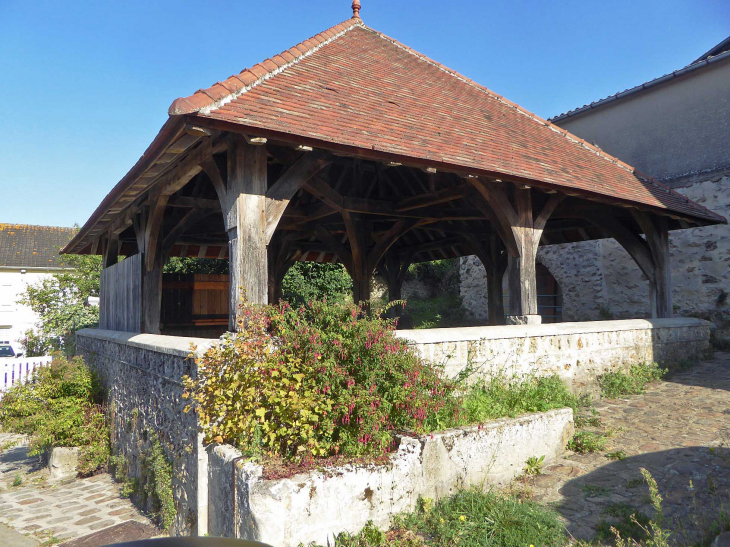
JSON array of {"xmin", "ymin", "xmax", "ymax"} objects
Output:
[
  {"xmin": 396, "ymin": 318, "xmax": 710, "ymax": 394},
  {"xmin": 207, "ymin": 409, "xmax": 574, "ymax": 546},
  {"xmin": 76, "ymin": 329, "xmax": 214, "ymax": 536}
]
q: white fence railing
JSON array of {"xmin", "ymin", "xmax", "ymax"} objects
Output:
[{"xmin": 0, "ymin": 357, "xmax": 53, "ymax": 399}]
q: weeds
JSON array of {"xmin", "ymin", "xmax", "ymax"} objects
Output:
[
  {"xmin": 11, "ymin": 474, "xmax": 22, "ymax": 487},
  {"xmin": 606, "ymin": 450, "xmax": 627, "ymax": 461},
  {"xmin": 582, "ymin": 484, "xmax": 611, "ymax": 497},
  {"xmin": 599, "ymin": 363, "xmax": 666, "ymax": 399},
  {"xmin": 523, "ymin": 455, "xmax": 545, "ymax": 476},
  {"xmin": 568, "ymin": 431, "xmax": 607, "ymax": 453}
]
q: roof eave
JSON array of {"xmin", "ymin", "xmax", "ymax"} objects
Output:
[
  {"xmin": 190, "ymin": 114, "xmax": 726, "ymax": 226},
  {"xmin": 61, "ymin": 116, "xmax": 186, "ymax": 255}
]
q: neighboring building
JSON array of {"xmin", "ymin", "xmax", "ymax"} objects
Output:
[
  {"xmin": 461, "ymin": 36, "xmax": 730, "ymax": 324},
  {"xmin": 0, "ymin": 224, "xmax": 76, "ymax": 345}
]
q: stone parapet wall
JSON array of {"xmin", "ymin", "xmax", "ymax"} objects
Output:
[
  {"xmin": 208, "ymin": 409, "xmax": 574, "ymax": 546},
  {"xmin": 460, "ymin": 175, "xmax": 730, "ymax": 324},
  {"xmin": 395, "ymin": 318, "xmax": 710, "ymax": 395},
  {"xmin": 76, "ymin": 329, "xmax": 214, "ymax": 536}
]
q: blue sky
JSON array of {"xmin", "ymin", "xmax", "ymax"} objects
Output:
[{"xmin": 0, "ymin": 0, "xmax": 727, "ymax": 228}]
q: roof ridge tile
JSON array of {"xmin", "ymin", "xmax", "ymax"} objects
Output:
[{"xmin": 168, "ymin": 18, "xmax": 362, "ymax": 117}]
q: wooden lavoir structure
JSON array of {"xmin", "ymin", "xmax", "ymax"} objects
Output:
[{"xmin": 64, "ymin": 2, "xmax": 725, "ymax": 335}]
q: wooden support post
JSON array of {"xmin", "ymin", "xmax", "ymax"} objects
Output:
[
  {"xmin": 506, "ymin": 188, "xmax": 538, "ymax": 319},
  {"xmin": 379, "ymin": 250, "xmax": 414, "ymax": 317},
  {"xmin": 139, "ymin": 194, "xmax": 168, "ymax": 334},
  {"xmin": 466, "ymin": 232, "xmax": 507, "ymax": 326},
  {"xmin": 343, "ymin": 212, "xmax": 371, "ymax": 304},
  {"xmin": 632, "ymin": 212, "xmax": 672, "ymax": 318},
  {"xmin": 469, "ymin": 180, "xmax": 563, "ymax": 325},
  {"xmin": 226, "ymin": 136, "xmax": 268, "ymax": 330},
  {"xmin": 574, "ymin": 210, "xmax": 669, "ymax": 319}
]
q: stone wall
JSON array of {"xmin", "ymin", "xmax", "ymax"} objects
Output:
[
  {"xmin": 208, "ymin": 409, "xmax": 574, "ymax": 546},
  {"xmin": 76, "ymin": 329, "xmax": 214, "ymax": 536},
  {"xmin": 395, "ymin": 318, "xmax": 710, "ymax": 395},
  {"xmin": 460, "ymin": 175, "xmax": 730, "ymax": 324}
]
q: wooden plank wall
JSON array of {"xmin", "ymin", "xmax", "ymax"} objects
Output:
[
  {"xmin": 161, "ymin": 274, "xmax": 229, "ymax": 328},
  {"xmin": 99, "ymin": 253, "xmax": 142, "ymax": 332}
]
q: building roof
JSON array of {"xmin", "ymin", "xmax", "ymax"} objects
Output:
[
  {"xmin": 170, "ymin": 19, "xmax": 722, "ymax": 224},
  {"xmin": 0, "ymin": 224, "xmax": 76, "ymax": 268},
  {"xmin": 63, "ymin": 10, "xmax": 725, "ymax": 255},
  {"xmin": 550, "ymin": 36, "xmax": 730, "ymax": 123}
]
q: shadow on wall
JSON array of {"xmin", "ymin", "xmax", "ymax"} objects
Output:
[{"xmin": 557, "ymin": 446, "xmax": 730, "ymax": 544}]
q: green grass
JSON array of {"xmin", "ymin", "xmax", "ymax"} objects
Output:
[
  {"xmin": 323, "ymin": 489, "xmax": 570, "ymax": 547},
  {"xmin": 425, "ymin": 374, "xmax": 586, "ymax": 432},
  {"xmin": 599, "ymin": 362, "xmax": 666, "ymax": 399},
  {"xmin": 606, "ymin": 450, "xmax": 627, "ymax": 461}
]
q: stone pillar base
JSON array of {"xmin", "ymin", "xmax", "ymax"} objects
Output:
[{"xmin": 505, "ymin": 314, "xmax": 542, "ymax": 325}]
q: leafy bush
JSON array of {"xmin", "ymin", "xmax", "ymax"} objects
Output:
[
  {"xmin": 0, "ymin": 355, "xmax": 109, "ymax": 475},
  {"xmin": 281, "ymin": 262, "xmax": 352, "ymax": 306},
  {"xmin": 407, "ymin": 259, "xmax": 460, "ymax": 296},
  {"xmin": 399, "ymin": 294, "xmax": 476, "ymax": 330},
  {"xmin": 600, "ymin": 363, "xmax": 666, "ymax": 399},
  {"xmin": 164, "ymin": 257, "xmax": 229, "ymax": 274},
  {"xmin": 184, "ymin": 300, "xmax": 453, "ymax": 461}
]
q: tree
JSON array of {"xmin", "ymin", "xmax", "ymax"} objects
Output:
[{"xmin": 18, "ymin": 254, "xmax": 102, "ymax": 356}]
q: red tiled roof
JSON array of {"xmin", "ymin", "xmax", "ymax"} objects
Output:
[{"xmin": 170, "ymin": 18, "xmax": 724, "ymax": 224}]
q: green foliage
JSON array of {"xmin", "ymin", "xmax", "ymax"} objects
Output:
[
  {"xmin": 18, "ymin": 253, "xmax": 102, "ymax": 355},
  {"xmin": 600, "ymin": 363, "xmax": 666, "ymax": 399},
  {"xmin": 143, "ymin": 439, "xmax": 176, "ymax": 531},
  {"xmin": 400, "ymin": 489, "xmax": 568, "ymax": 547},
  {"xmin": 407, "ymin": 259, "xmax": 460, "ymax": 294},
  {"xmin": 568, "ymin": 431, "xmax": 607, "ymax": 453},
  {"xmin": 606, "ymin": 450, "xmax": 627, "ymax": 461},
  {"xmin": 399, "ymin": 294, "xmax": 476, "ymax": 330},
  {"xmin": 321, "ymin": 490, "xmax": 569, "ymax": 547},
  {"xmin": 163, "ymin": 257, "xmax": 229, "ymax": 274},
  {"xmin": 426, "ymin": 374, "xmax": 584, "ymax": 432},
  {"xmin": 184, "ymin": 299, "xmax": 453, "ymax": 461},
  {"xmin": 280, "ymin": 262, "xmax": 352, "ymax": 307},
  {"xmin": 524, "ymin": 455, "xmax": 545, "ymax": 476},
  {"xmin": 0, "ymin": 355, "xmax": 110, "ymax": 475},
  {"xmin": 12, "ymin": 475, "xmax": 22, "ymax": 487}
]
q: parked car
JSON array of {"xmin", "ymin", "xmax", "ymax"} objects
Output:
[{"xmin": 0, "ymin": 341, "xmax": 23, "ymax": 359}]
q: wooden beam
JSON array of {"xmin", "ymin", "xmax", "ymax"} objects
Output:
[
  {"xmin": 395, "ymin": 184, "xmax": 467, "ymax": 212},
  {"xmin": 167, "ymin": 196, "xmax": 221, "ymax": 209},
  {"xmin": 631, "ymin": 211, "xmax": 672, "ymax": 318},
  {"xmin": 264, "ymin": 151, "xmax": 331, "ymax": 243}
]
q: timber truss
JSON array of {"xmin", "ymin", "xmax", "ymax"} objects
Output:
[{"xmin": 72, "ymin": 126, "xmax": 693, "ymax": 332}]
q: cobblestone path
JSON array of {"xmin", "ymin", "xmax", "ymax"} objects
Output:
[
  {"xmin": 527, "ymin": 351, "xmax": 730, "ymax": 546},
  {"xmin": 0, "ymin": 434, "xmax": 157, "ymax": 545}
]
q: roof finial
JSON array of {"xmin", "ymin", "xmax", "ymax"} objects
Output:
[{"xmin": 352, "ymin": 0, "xmax": 361, "ymax": 19}]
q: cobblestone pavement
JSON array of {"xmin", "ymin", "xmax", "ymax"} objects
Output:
[
  {"xmin": 0, "ymin": 434, "xmax": 158, "ymax": 545},
  {"xmin": 525, "ymin": 351, "xmax": 730, "ymax": 546}
]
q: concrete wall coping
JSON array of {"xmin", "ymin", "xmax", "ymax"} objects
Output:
[
  {"xmin": 77, "ymin": 317, "xmax": 710, "ymax": 356},
  {"xmin": 76, "ymin": 328, "xmax": 216, "ymax": 358},
  {"xmin": 395, "ymin": 317, "xmax": 710, "ymax": 344}
]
